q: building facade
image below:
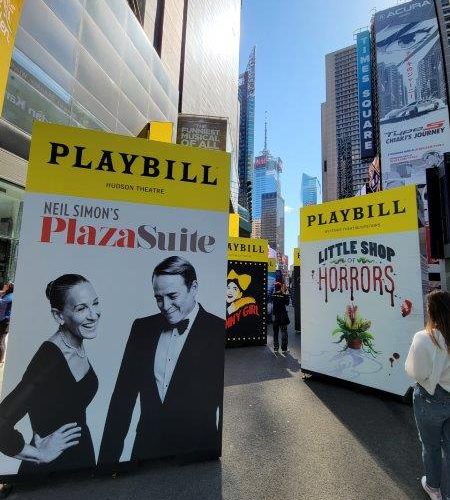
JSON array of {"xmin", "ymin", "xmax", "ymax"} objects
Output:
[
  {"xmin": 252, "ymin": 152, "xmax": 282, "ymax": 219},
  {"xmin": 261, "ymin": 192, "xmax": 284, "ymax": 256},
  {"xmin": 0, "ymin": 0, "xmax": 241, "ymax": 283},
  {"xmin": 238, "ymin": 46, "xmax": 256, "ymax": 212},
  {"xmin": 301, "ymin": 173, "xmax": 318, "ymax": 206},
  {"xmin": 322, "ymin": 45, "xmax": 371, "ymax": 201}
]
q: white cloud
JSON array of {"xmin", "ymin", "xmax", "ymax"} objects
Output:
[{"xmin": 285, "ymin": 205, "xmax": 295, "ymax": 214}]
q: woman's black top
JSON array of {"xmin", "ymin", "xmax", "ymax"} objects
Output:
[
  {"xmin": 272, "ymin": 292, "xmax": 290, "ymax": 324},
  {"xmin": 0, "ymin": 341, "xmax": 98, "ymax": 474}
]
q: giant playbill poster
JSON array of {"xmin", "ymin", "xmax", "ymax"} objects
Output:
[
  {"xmin": 0, "ymin": 122, "xmax": 230, "ymax": 478},
  {"xmin": 300, "ymin": 186, "xmax": 426, "ymax": 396},
  {"xmin": 226, "ymin": 237, "xmax": 268, "ymax": 347}
]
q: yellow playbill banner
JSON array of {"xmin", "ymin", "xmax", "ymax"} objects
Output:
[
  {"xmin": 268, "ymin": 258, "xmax": 276, "ymax": 272},
  {"xmin": 0, "ymin": 0, "xmax": 23, "ymax": 114},
  {"xmin": 26, "ymin": 122, "xmax": 230, "ymax": 212},
  {"xmin": 300, "ymin": 185, "xmax": 418, "ymax": 242},
  {"xmin": 293, "ymin": 248, "xmax": 300, "ymax": 267},
  {"xmin": 228, "ymin": 237, "xmax": 268, "ymax": 262}
]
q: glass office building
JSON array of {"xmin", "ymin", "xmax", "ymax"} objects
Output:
[{"xmin": 301, "ymin": 173, "xmax": 318, "ymax": 206}]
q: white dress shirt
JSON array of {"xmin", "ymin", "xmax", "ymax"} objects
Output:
[
  {"xmin": 405, "ymin": 329, "xmax": 450, "ymax": 395},
  {"xmin": 154, "ymin": 303, "xmax": 199, "ymax": 402}
]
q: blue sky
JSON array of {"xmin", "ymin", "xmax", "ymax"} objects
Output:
[{"xmin": 239, "ymin": 0, "xmax": 395, "ymax": 263}]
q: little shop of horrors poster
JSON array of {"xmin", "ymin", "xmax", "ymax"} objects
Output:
[
  {"xmin": 226, "ymin": 237, "xmax": 268, "ymax": 347},
  {"xmin": 300, "ymin": 185, "xmax": 427, "ymax": 396}
]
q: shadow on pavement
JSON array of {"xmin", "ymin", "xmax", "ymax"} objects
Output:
[
  {"xmin": 303, "ymin": 374, "xmax": 426, "ymax": 499},
  {"xmin": 224, "ymin": 345, "xmax": 301, "ymax": 387},
  {"xmin": 224, "ymin": 309, "xmax": 301, "ymax": 388},
  {"xmin": 6, "ymin": 457, "xmax": 223, "ymax": 500}
]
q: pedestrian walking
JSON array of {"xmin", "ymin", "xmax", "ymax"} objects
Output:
[
  {"xmin": 271, "ymin": 282, "xmax": 289, "ymax": 353},
  {"xmin": 405, "ymin": 290, "xmax": 450, "ymax": 500}
]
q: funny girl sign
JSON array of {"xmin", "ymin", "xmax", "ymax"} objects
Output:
[
  {"xmin": 226, "ymin": 237, "xmax": 268, "ymax": 347},
  {"xmin": 300, "ymin": 185, "xmax": 426, "ymax": 395}
]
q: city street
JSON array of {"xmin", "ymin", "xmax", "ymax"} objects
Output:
[{"xmin": 1, "ymin": 307, "xmax": 428, "ymax": 500}]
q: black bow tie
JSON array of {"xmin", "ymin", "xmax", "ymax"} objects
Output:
[{"xmin": 163, "ymin": 318, "xmax": 189, "ymax": 335}]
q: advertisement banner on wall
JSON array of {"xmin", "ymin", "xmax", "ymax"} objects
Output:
[
  {"xmin": 0, "ymin": 0, "xmax": 23, "ymax": 114},
  {"xmin": 0, "ymin": 122, "xmax": 230, "ymax": 478},
  {"xmin": 226, "ymin": 237, "xmax": 268, "ymax": 347},
  {"xmin": 374, "ymin": 0, "xmax": 450, "ymax": 190},
  {"xmin": 300, "ymin": 185, "xmax": 426, "ymax": 396},
  {"xmin": 267, "ymin": 257, "xmax": 277, "ymax": 297},
  {"xmin": 293, "ymin": 248, "xmax": 301, "ymax": 332},
  {"xmin": 356, "ymin": 30, "xmax": 375, "ymax": 160},
  {"xmin": 176, "ymin": 115, "xmax": 228, "ymax": 151}
]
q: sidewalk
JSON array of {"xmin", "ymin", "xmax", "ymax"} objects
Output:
[{"xmin": 2, "ymin": 307, "xmax": 427, "ymax": 499}]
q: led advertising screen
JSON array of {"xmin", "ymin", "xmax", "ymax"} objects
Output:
[
  {"xmin": 300, "ymin": 186, "xmax": 426, "ymax": 396},
  {"xmin": 0, "ymin": 122, "xmax": 230, "ymax": 478},
  {"xmin": 176, "ymin": 115, "xmax": 228, "ymax": 151},
  {"xmin": 374, "ymin": 0, "xmax": 450, "ymax": 190}
]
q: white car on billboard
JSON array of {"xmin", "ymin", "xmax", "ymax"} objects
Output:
[{"xmin": 381, "ymin": 98, "xmax": 446, "ymax": 123}]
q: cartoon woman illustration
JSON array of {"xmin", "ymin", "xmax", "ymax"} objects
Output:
[{"xmin": 226, "ymin": 270, "xmax": 256, "ymax": 315}]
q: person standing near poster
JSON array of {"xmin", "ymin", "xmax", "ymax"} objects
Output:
[
  {"xmin": 271, "ymin": 282, "xmax": 290, "ymax": 353},
  {"xmin": 405, "ymin": 290, "xmax": 450, "ymax": 500},
  {"xmin": 99, "ymin": 256, "xmax": 224, "ymax": 464},
  {"xmin": 0, "ymin": 282, "xmax": 14, "ymax": 365},
  {"xmin": 0, "ymin": 274, "xmax": 100, "ymax": 474}
]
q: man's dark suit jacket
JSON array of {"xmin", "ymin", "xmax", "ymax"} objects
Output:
[{"xmin": 98, "ymin": 304, "xmax": 225, "ymax": 465}]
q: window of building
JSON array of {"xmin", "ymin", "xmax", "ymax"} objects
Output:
[
  {"xmin": 0, "ymin": 181, "xmax": 23, "ymax": 285},
  {"xmin": 127, "ymin": 0, "xmax": 146, "ymax": 26}
]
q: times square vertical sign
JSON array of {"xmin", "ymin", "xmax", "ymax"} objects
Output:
[{"xmin": 357, "ymin": 31, "xmax": 375, "ymax": 160}]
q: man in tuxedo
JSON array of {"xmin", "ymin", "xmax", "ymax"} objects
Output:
[{"xmin": 99, "ymin": 256, "xmax": 225, "ymax": 465}]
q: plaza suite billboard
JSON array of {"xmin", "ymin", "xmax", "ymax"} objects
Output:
[
  {"xmin": 300, "ymin": 185, "xmax": 426, "ymax": 396},
  {"xmin": 0, "ymin": 122, "xmax": 230, "ymax": 478},
  {"xmin": 374, "ymin": 0, "xmax": 450, "ymax": 190},
  {"xmin": 356, "ymin": 31, "xmax": 375, "ymax": 160},
  {"xmin": 226, "ymin": 237, "xmax": 268, "ymax": 347}
]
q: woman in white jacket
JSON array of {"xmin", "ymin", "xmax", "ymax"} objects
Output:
[{"xmin": 406, "ymin": 290, "xmax": 450, "ymax": 500}]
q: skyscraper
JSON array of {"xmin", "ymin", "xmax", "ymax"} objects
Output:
[
  {"xmin": 253, "ymin": 119, "xmax": 284, "ymax": 256},
  {"xmin": 261, "ymin": 192, "xmax": 284, "ymax": 256},
  {"xmin": 322, "ymin": 45, "xmax": 371, "ymax": 201},
  {"xmin": 301, "ymin": 173, "xmax": 318, "ymax": 206},
  {"xmin": 238, "ymin": 46, "xmax": 256, "ymax": 212}
]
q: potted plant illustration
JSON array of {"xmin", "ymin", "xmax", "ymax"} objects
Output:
[{"xmin": 332, "ymin": 304, "xmax": 379, "ymax": 357}]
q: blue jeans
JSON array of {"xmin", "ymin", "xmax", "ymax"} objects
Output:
[{"xmin": 413, "ymin": 383, "xmax": 450, "ymax": 489}]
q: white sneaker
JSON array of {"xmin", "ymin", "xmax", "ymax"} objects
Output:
[{"xmin": 421, "ymin": 476, "xmax": 442, "ymax": 500}]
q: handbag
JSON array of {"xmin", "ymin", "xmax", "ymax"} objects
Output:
[{"xmin": 279, "ymin": 309, "xmax": 290, "ymax": 326}]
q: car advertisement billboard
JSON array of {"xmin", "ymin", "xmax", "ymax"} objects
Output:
[
  {"xmin": 374, "ymin": 0, "xmax": 450, "ymax": 191},
  {"xmin": 0, "ymin": 122, "xmax": 230, "ymax": 478},
  {"xmin": 300, "ymin": 185, "xmax": 427, "ymax": 396}
]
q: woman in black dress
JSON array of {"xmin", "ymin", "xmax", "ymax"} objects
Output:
[{"xmin": 0, "ymin": 274, "xmax": 100, "ymax": 474}]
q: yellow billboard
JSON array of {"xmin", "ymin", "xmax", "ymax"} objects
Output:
[
  {"xmin": 27, "ymin": 122, "xmax": 230, "ymax": 212},
  {"xmin": 300, "ymin": 185, "xmax": 418, "ymax": 242},
  {"xmin": 229, "ymin": 214, "xmax": 239, "ymax": 237},
  {"xmin": 293, "ymin": 248, "xmax": 300, "ymax": 266},
  {"xmin": 227, "ymin": 237, "xmax": 268, "ymax": 263},
  {"xmin": 268, "ymin": 257, "xmax": 276, "ymax": 272},
  {"xmin": 0, "ymin": 0, "xmax": 23, "ymax": 114}
]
